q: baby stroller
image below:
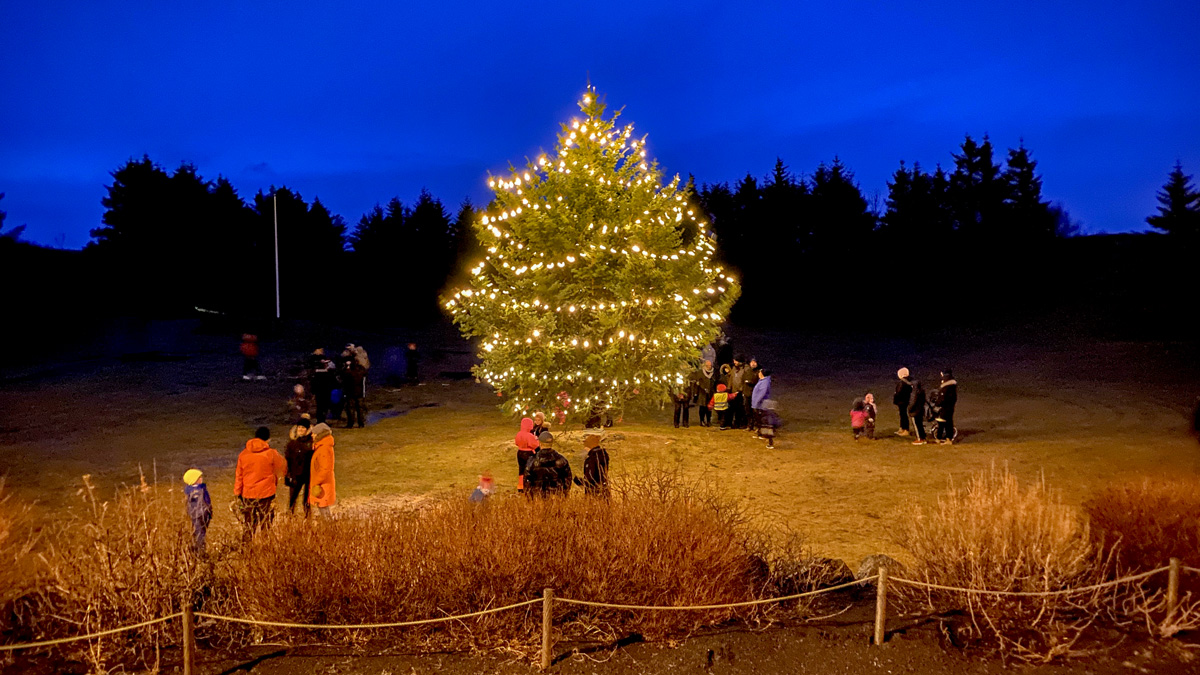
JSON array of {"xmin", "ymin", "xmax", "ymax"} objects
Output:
[{"xmin": 925, "ymin": 389, "xmax": 958, "ymax": 443}]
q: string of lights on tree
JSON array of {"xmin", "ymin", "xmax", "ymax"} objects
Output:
[{"xmin": 443, "ymin": 87, "xmax": 740, "ymax": 419}]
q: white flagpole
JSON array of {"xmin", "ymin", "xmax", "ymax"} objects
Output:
[{"xmin": 273, "ymin": 192, "xmax": 281, "ymax": 319}]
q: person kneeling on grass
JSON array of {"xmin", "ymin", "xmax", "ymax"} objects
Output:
[
  {"xmin": 309, "ymin": 423, "xmax": 336, "ymax": 517},
  {"xmin": 573, "ymin": 433, "xmax": 610, "ymax": 497},
  {"xmin": 524, "ymin": 432, "xmax": 573, "ymax": 497},
  {"xmin": 183, "ymin": 469, "xmax": 212, "ymax": 556},
  {"xmin": 235, "ymin": 426, "xmax": 286, "ymax": 541}
]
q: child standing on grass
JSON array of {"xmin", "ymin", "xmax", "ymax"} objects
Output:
[
  {"xmin": 759, "ymin": 400, "xmax": 780, "ymax": 448},
  {"xmin": 710, "ymin": 383, "xmax": 731, "ymax": 429},
  {"xmin": 183, "ymin": 469, "xmax": 212, "ymax": 556},
  {"xmin": 851, "ymin": 396, "xmax": 869, "ymax": 440}
]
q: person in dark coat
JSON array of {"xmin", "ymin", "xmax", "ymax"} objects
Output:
[
  {"xmin": 405, "ymin": 342, "xmax": 420, "ymax": 384},
  {"xmin": 728, "ymin": 356, "xmax": 748, "ymax": 429},
  {"xmin": 343, "ymin": 361, "xmax": 367, "ymax": 428},
  {"xmin": 936, "ymin": 368, "xmax": 958, "ymax": 444},
  {"xmin": 308, "ymin": 349, "xmax": 336, "ymax": 424},
  {"xmin": 692, "ymin": 360, "xmax": 717, "ymax": 427},
  {"xmin": 671, "ymin": 376, "xmax": 693, "ymax": 428},
  {"xmin": 523, "ymin": 432, "xmax": 573, "ymax": 496},
  {"xmin": 909, "ymin": 380, "xmax": 928, "ymax": 445},
  {"xmin": 893, "ymin": 368, "xmax": 913, "ymax": 436},
  {"xmin": 531, "ymin": 411, "xmax": 550, "ymax": 439},
  {"xmin": 574, "ymin": 433, "xmax": 610, "ymax": 497},
  {"xmin": 284, "ymin": 419, "xmax": 314, "ymax": 516},
  {"xmin": 741, "ymin": 358, "xmax": 760, "ymax": 431}
]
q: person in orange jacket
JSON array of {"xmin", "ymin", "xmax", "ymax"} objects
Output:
[
  {"xmin": 234, "ymin": 426, "xmax": 286, "ymax": 541},
  {"xmin": 309, "ymin": 423, "xmax": 336, "ymax": 517}
]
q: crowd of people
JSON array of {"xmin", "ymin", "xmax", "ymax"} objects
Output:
[
  {"xmin": 669, "ymin": 350, "xmax": 780, "ymax": 447},
  {"xmin": 510, "ymin": 415, "xmax": 611, "ymax": 498},
  {"xmin": 887, "ymin": 367, "xmax": 959, "ymax": 445}
]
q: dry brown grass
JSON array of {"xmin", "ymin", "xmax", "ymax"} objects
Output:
[
  {"xmin": 2, "ymin": 470, "xmax": 831, "ymax": 669},
  {"xmin": 895, "ymin": 465, "xmax": 1119, "ymax": 661}
]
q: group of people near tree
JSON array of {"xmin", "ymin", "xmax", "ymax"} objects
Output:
[
  {"xmin": 512, "ymin": 412, "xmax": 611, "ymax": 497},
  {"xmin": 181, "ymin": 421, "xmax": 338, "ymax": 555},
  {"xmin": 671, "ymin": 352, "xmax": 778, "ymax": 447}
]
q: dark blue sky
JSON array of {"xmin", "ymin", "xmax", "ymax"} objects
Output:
[{"xmin": 2, "ymin": 1, "xmax": 1197, "ymax": 248}]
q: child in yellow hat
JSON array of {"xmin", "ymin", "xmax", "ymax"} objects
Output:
[{"xmin": 183, "ymin": 469, "xmax": 212, "ymax": 556}]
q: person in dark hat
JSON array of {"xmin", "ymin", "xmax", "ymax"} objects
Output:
[
  {"xmin": 574, "ymin": 433, "xmax": 610, "ymax": 497},
  {"xmin": 284, "ymin": 418, "xmax": 314, "ymax": 516},
  {"xmin": 523, "ymin": 432, "xmax": 573, "ymax": 496},
  {"xmin": 893, "ymin": 368, "xmax": 913, "ymax": 436}
]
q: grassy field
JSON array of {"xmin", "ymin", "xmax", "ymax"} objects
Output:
[{"xmin": 1, "ymin": 318, "xmax": 1197, "ymax": 567}]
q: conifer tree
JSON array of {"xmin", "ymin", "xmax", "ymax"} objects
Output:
[
  {"xmin": 444, "ymin": 89, "xmax": 740, "ymax": 419},
  {"xmin": 1003, "ymin": 143, "xmax": 1055, "ymax": 240},
  {"xmin": 1146, "ymin": 162, "xmax": 1200, "ymax": 238}
]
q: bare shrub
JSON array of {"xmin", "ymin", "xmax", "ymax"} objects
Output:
[
  {"xmin": 895, "ymin": 465, "xmax": 1115, "ymax": 661},
  {"xmin": 1083, "ymin": 478, "xmax": 1200, "ymax": 573}
]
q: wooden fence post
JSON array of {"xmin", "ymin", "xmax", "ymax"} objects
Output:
[
  {"xmin": 874, "ymin": 567, "xmax": 888, "ymax": 646},
  {"xmin": 181, "ymin": 594, "xmax": 195, "ymax": 675},
  {"xmin": 1167, "ymin": 558, "xmax": 1181, "ymax": 624},
  {"xmin": 541, "ymin": 588, "xmax": 554, "ymax": 670}
]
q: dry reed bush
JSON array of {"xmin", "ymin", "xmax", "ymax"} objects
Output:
[
  {"xmin": 895, "ymin": 465, "xmax": 1116, "ymax": 662},
  {"xmin": 1083, "ymin": 478, "xmax": 1200, "ymax": 574},
  {"xmin": 1, "ymin": 476, "xmax": 206, "ymax": 672},
  {"xmin": 0, "ymin": 478, "xmax": 43, "ymax": 609},
  {"xmin": 215, "ymin": 471, "xmax": 800, "ymax": 655}
]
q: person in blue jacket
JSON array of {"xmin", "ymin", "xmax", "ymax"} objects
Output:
[
  {"xmin": 182, "ymin": 469, "xmax": 212, "ymax": 556},
  {"xmin": 751, "ymin": 369, "xmax": 772, "ymax": 436}
]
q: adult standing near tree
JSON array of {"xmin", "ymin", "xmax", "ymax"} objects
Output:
[
  {"xmin": 936, "ymin": 369, "xmax": 958, "ymax": 444},
  {"xmin": 309, "ymin": 349, "xmax": 336, "ymax": 424},
  {"xmin": 751, "ymin": 369, "xmax": 772, "ymax": 435},
  {"xmin": 740, "ymin": 357, "xmax": 760, "ymax": 431},
  {"xmin": 523, "ymin": 432, "xmax": 572, "ymax": 496},
  {"xmin": 309, "ymin": 423, "xmax": 337, "ymax": 517},
  {"xmin": 343, "ymin": 360, "xmax": 367, "ymax": 428},
  {"xmin": 728, "ymin": 356, "xmax": 749, "ymax": 429},
  {"xmin": 893, "ymin": 368, "xmax": 913, "ymax": 436},
  {"xmin": 692, "ymin": 360, "xmax": 717, "ymax": 427},
  {"xmin": 234, "ymin": 426, "xmax": 286, "ymax": 540},
  {"xmin": 671, "ymin": 375, "xmax": 693, "ymax": 428}
]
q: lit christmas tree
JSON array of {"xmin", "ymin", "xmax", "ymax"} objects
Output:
[{"xmin": 444, "ymin": 88, "xmax": 740, "ymax": 420}]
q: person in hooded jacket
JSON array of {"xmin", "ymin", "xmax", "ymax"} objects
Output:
[
  {"xmin": 309, "ymin": 423, "xmax": 337, "ymax": 516},
  {"xmin": 514, "ymin": 417, "xmax": 540, "ymax": 491},
  {"xmin": 182, "ymin": 469, "xmax": 212, "ymax": 556},
  {"xmin": 523, "ymin": 432, "xmax": 573, "ymax": 496},
  {"xmin": 893, "ymin": 368, "xmax": 913, "ymax": 436},
  {"xmin": 284, "ymin": 418, "xmax": 314, "ymax": 516},
  {"xmin": 751, "ymin": 369, "xmax": 772, "ymax": 435},
  {"xmin": 692, "ymin": 360, "xmax": 717, "ymax": 427},
  {"xmin": 728, "ymin": 357, "xmax": 749, "ymax": 428},
  {"xmin": 740, "ymin": 358, "xmax": 761, "ymax": 430},
  {"xmin": 936, "ymin": 369, "xmax": 958, "ymax": 444},
  {"xmin": 530, "ymin": 411, "xmax": 550, "ymax": 439},
  {"xmin": 234, "ymin": 426, "xmax": 287, "ymax": 541},
  {"xmin": 909, "ymin": 381, "xmax": 928, "ymax": 445}
]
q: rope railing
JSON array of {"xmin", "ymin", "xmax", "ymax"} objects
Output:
[
  {"xmin": 888, "ymin": 566, "xmax": 1168, "ymax": 597},
  {"xmin": 195, "ymin": 598, "xmax": 541, "ymax": 629},
  {"xmin": 0, "ymin": 614, "xmax": 181, "ymax": 652},
  {"xmin": 0, "ymin": 559, "xmax": 1191, "ymax": 669}
]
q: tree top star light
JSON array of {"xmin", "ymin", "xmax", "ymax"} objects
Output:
[{"xmin": 443, "ymin": 88, "xmax": 740, "ymax": 419}]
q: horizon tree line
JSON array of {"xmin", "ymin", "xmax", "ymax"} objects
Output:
[{"xmin": 7, "ymin": 139, "xmax": 1196, "ymax": 320}]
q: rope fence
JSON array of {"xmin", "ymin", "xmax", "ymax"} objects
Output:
[{"xmin": 0, "ymin": 559, "xmax": 1193, "ymax": 670}]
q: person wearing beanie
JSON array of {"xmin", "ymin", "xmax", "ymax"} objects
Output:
[
  {"xmin": 523, "ymin": 432, "xmax": 573, "ymax": 496},
  {"xmin": 709, "ymin": 383, "xmax": 731, "ymax": 430},
  {"xmin": 285, "ymin": 418, "xmax": 314, "ymax": 517},
  {"xmin": 691, "ymin": 360, "xmax": 717, "ymax": 427},
  {"xmin": 308, "ymin": 423, "xmax": 337, "ymax": 516},
  {"xmin": 182, "ymin": 469, "xmax": 212, "ymax": 556},
  {"xmin": 574, "ymin": 433, "xmax": 610, "ymax": 497},
  {"xmin": 234, "ymin": 426, "xmax": 286, "ymax": 541},
  {"xmin": 530, "ymin": 411, "xmax": 550, "ymax": 440},
  {"xmin": 893, "ymin": 368, "xmax": 913, "ymax": 436},
  {"xmin": 935, "ymin": 369, "xmax": 958, "ymax": 444},
  {"xmin": 740, "ymin": 358, "xmax": 761, "ymax": 431},
  {"xmin": 728, "ymin": 356, "xmax": 748, "ymax": 429}
]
